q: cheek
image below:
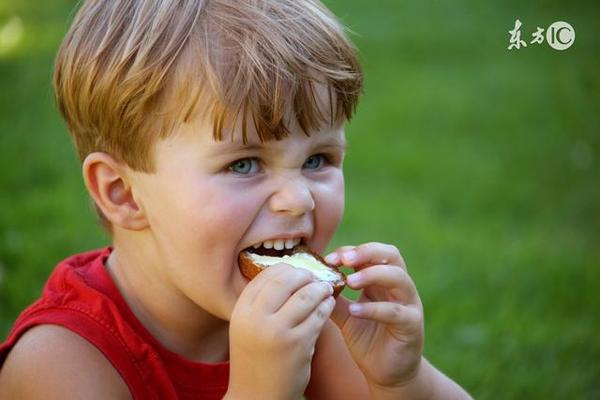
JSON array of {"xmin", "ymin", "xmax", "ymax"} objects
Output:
[
  {"xmin": 202, "ymin": 194, "xmax": 256, "ymax": 234},
  {"xmin": 149, "ymin": 178, "xmax": 256, "ymax": 251},
  {"xmin": 312, "ymin": 173, "xmax": 345, "ymax": 253},
  {"xmin": 185, "ymin": 187, "xmax": 258, "ymax": 247}
]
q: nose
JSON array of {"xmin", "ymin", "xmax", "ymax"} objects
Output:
[{"xmin": 268, "ymin": 176, "xmax": 315, "ymax": 216}]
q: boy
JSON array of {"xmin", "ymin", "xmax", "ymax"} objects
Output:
[{"xmin": 0, "ymin": 0, "xmax": 471, "ymax": 398}]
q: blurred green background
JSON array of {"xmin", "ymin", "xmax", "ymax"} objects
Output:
[{"xmin": 1, "ymin": 0, "xmax": 598, "ymax": 398}]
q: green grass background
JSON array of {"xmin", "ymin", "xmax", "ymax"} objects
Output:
[{"xmin": 1, "ymin": 0, "xmax": 598, "ymax": 398}]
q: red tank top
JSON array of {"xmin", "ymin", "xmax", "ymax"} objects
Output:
[{"xmin": 0, "ymin": 247, "xmax": 229, "ymax": 399}]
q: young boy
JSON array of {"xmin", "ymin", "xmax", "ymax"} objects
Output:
[{"xmin": 0, "ymin": 0, "xmax": 471, "ymax": 398}]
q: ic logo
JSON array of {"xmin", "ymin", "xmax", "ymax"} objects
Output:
[{"xmin": 546, "ymin": 21, "xmax": 575, "ymax": 50}]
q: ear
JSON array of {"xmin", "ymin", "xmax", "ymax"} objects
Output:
[{"xmin": 82, "ymin": 152, "xmax": 149, "ymax": 231}]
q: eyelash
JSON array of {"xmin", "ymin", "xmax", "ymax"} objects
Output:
[{"xmin": 227, "ymin": 153, "xmax": 336, "ymax": 176}]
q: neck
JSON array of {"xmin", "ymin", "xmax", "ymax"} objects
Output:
[{"xmin": 105, "ymin": 244, "xmax": 230, "ymax": 363}]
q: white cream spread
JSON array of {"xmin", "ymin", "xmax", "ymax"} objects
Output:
[{"xmin": 248, "ymin": 252, "xmax": 341, "ymax": 282}]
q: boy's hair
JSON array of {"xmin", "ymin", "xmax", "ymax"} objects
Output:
[{"xmin": 53, "ymin": 0, "xmax": 362, "ymax": 228}]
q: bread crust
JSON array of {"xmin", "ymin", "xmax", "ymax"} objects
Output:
[{"xmin": 238, "ymin": 246, "xmax": 345, "ymax": 297}]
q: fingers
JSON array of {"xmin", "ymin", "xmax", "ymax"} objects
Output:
[
  {"xmin": 323, "ymin": 245, "xmax": 356, "ymax": 267},
  {"xmin": 330, "ymin": 262, "xmax": 421, "ymax": 331},
  {"xmin": 249, "ymin": 263, "xmax": 315, "ymax": 312},
  {"xmin": 323, "ymin": 243, "xmax": 424, "ymax": 341},
  {"xmin": 346, "ymin": 265, "xmax": 418, "ymax": 304},
  {"xmin": 331, "ymin": 295, "xmax": 421, "ymax": 331},
  {"xmin": 278, "ymin": 281, "xmax": 334, "ymax": 326},
  {"xmin": 294, "ymin": 295, "xmax": 336, "ymax": 336},
  {"xmin": 324, "ymin": 242, "xmax": 406, "ymax": 272},
  {"xmin": 346, "ymin": 301, "xmax": 421, "ymax": 326}
]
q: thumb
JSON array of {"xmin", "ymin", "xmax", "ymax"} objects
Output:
[{"xmin": 330, "ymin": 294, "xmax": 352, "ymax": 329}]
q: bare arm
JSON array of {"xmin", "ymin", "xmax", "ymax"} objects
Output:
[
  {"xmin": 0, "ymin": 325, "xmax": 131, "ymax": 400},
  {"xmin": 305, "ymin": 321, "xmax": 471, "ymax": 400},
  {"xmin": 368, "ymin": 357, "xmax": 473, "ymax": 400},
  {"xmin": 304, "ymin": 320, "xmax": 370, "ymax": 400}
]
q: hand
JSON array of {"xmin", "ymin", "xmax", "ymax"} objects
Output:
[
  {"xmin": 226, "ymin": 264, "xmax": 335, "ymax": 399},
  {"xmin": 325, "ymin": 242, "xmax": 424, "ymax": 392}
]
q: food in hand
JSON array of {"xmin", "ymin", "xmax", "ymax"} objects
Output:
[{"xmin": 239, "ymin": 245, "xmax": 345, "ymax": 297}]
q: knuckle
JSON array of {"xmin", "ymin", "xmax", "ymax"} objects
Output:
[
  {"xmin": 392, "ymin": 265, "xmax": 407, "ymax": 279},
  {"xmin": 379, "ymin": 264, "xmax": 394, "ymax": 274},
  {"xmin": 391, "ymin": 304, "xmax": 405, "ymax": 320},
  {"xmin": 317, "ymin": 298, "xmax": 334, "ymax": 319},
  {"xmin": 315, "ymin": 308, "xmax": 327, "ymax": 320},
  {"xmin": 271, "ymin": 262, "xmax": 293, "ymax": 274},
  {"xmin": 317, "ymin": 281, "xmax": 332, "ymax": 295},
  {"xmin": 297, "ymin": 291, "xmax": 314, "ymax": 304},
  {"xmin": 297, "ymin": 282, "xmax": 330, "ymax": 304},
  {"xmin": 256, "ymin": 267, "xmax": 284, "ymax": 284},
  {"xmin": 297, "ymin": 268, "xmax": 314, "ymax": 281},
  {"xmin": 386, "ymin": 243, "xmax": 401, "ymax": 256},
  {"xmin": 270, "ymin": 275, "xmax": 287, "ymax": 288},
  {"xmin": 264, "ymin": 262, "xmax": 286, "ymax": 273},
  {"xmin": 287, "ymin": 266, "xmax": 311, "ymax": 281},
  {"xmin": 356, "ymin": 243, "xmax": 372, "ymax": 253}
]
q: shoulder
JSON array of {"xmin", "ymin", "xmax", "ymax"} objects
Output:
[
  {"xmin": 0, "ymin": 324, "xmax": 131, "ymax": 399},
  {"xmin": 305, "ymin": 320, "xmax": 369, "ymax": 400}
]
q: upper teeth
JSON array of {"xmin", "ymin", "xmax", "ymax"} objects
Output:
[{"xmin": 252, "ymin": 238, "xmax": 302, "ymax": 250}]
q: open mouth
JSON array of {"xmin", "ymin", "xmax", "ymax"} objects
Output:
[
  {"xmin": 242, "ymin": 238, "xmax": 307, "ymax": 258},
  {"xmin": 238, "ymin": 237, "xmax": 346, "ymax": 297}
]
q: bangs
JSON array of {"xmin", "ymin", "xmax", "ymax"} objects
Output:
[{"xmin": 168, "ymin": 0, "xmax": 363, "ymax": 143}]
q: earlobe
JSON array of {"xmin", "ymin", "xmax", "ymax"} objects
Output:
[{"xmin": 82, "ymin": 152, "xmax": 149, "ymax": 231}]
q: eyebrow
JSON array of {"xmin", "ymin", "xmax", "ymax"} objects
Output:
[
  {"xmin": 213, "ymin": 137, "xmax": 348, "ymax": 154},
  {"xmin": 317, "ymin": 138, "xmax": 348, "ymax": 151}
]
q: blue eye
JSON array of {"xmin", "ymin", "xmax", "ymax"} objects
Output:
[
  {"xmin": 229, "ymin": 158, "xmax": 260, "ymax": 175},
  {"xmin": 303, "ymin": 154, "xmax": 326, "ymax": 170}
]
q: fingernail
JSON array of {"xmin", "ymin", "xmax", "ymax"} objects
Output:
[
  {"xmin": 344, "ymin": 250, "xmax": 358, "ymax": 264},
  {"xmin": 347, "ymin": 272, "xmax": 362, "ymax": 287},
  {"xmin": 349, "ymin": 303, "xmax": 363, "ymax": 315},
  {"xmin": 324, "ymin": 252, "xmax": 339, "ymax": 264}
]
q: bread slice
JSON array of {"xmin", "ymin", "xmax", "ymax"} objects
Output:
[{"xmin": 239, "ymin": 246, "xmax": 345, "ymax": 297}]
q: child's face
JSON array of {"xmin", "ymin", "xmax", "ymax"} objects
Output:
[{"xmin": 128, "ymin": 115, "xmax": 346, "ymax": 320}]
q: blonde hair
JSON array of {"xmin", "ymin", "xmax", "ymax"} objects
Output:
[{"xmin": 54, "ymin": 0, "xmax": 362, "ymax": 228}]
